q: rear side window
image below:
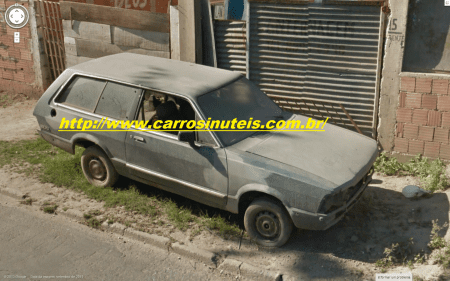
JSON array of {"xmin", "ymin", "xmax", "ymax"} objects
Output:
[
  {"xmin": 56, "ymin": 76, "xmax": 105, "ymax": 112},
  {"xmin": 94, "ymin": 82, "xmax": 141, "ymax": 120}
]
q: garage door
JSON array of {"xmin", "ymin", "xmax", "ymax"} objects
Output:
[
  {"xmin": 214, "ymin": 20, "xmax": 247, "ymax": 75},
  {"xmin": 247, "ymin": 1, "xmax": 384, "ymax": 137}
]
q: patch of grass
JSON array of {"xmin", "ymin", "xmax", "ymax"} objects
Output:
[
  {"xmin": 0, "ymin": 139, "xmax": 242, "ymax": 238},
  {"xmin": 84, "ymin": 209, "xmax": 102, "ymax": 220},
  {"xmin": 86, "ymin": 217, "xmax": 102, "ymax": 229},
  {"xmin": 374, "ymin": 152, "xmax": 448, "ymax": 192},
  {"xmin": 0, "ymin": 138, "xmax": 56, "ymax": 169},
  {"xmin": 83, "ymin": 210, "xmax": 103, "ymax": 229},
  {"xmin": 20, "ymin": 198, "xmax": 33, "ymax": 205},
  {"xmin": 0, "ymin": 94, "xmax": 13, "ymax": 108},
  {"xmin": 201, "ymin": 214, "xmax": 241, "ymax": 238},
  {"xmin": 165, "ymin": 200, "xmax": 196, "ymax": 230},
  {"xmin": 41, "ymin": 202, "xmax": 58, "ymax": 214}
]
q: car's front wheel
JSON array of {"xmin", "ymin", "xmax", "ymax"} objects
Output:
[
  {"xmin": 81, "ymin": 146, "xmax": 118, "ymax": 187},
  {"xmin": 244, "ymin": 198, "xmax": 293, "ymax": 247}
]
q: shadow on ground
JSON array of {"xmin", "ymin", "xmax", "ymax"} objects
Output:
[{"xmin": 113, "ymin": 176, "xmax": 450, "ymax": 280}]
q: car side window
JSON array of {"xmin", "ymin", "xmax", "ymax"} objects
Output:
[
  {"xmin": 196, "ymin": 113, "xmax": 216, "ymax": 146},
  {"xmin": 55, "ymin": 76, "xmax": 105, "ymax": 112},
  {"xmin": 95, "ymin": 82, "xmax": 141, "ymax": 120}
]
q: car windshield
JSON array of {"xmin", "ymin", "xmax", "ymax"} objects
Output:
[{"xmin": 197, "ymin": 77, "xmax": 287, "ymax": 146}]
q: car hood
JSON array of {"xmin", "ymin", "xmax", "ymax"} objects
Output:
[{"xmin": 232, "ymin": 114, "xmax": 378, "ymax": 190}]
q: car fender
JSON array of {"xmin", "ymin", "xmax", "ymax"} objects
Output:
[
  {"xmin": 70, "ymin": 133, "xmax": 113, "ymax": 158},
  {"xmin": 230, "ymin": 183, "xmax": 291, "ymax": 213}
]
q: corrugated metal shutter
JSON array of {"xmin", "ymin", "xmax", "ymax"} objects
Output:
[
  {"xmin": 248, "ymin": 2, "xmax": 383, "ymax": 137},
  {"xmin": 214, "ymin": 20, "xmax": 247, "ymax": 75}
]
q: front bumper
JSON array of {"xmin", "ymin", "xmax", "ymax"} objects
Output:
[{"xmin": 287, "ymin": 171, "xmax": 372, "ymax": 231}]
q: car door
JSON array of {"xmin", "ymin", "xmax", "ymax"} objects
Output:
[
  {"xmin": 125, "ymin": 96, "xmax": 228, "ymax": 208},
  {"xmin": 52, "ymin": 76, "xmax": 139, "ymax": 161}
]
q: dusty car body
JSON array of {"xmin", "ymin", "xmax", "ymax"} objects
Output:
[{"xmin": 33, "ymin": 53, "xmax": 378, "ymax": 247}]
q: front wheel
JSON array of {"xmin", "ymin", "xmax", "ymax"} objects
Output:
[
  {"xmin": 244, "ymin": 198, "xmax": 293, "ymax": 247},
  {"xmin": 81, "ymin": 146, "xmax": 118, "ymax": 187}
]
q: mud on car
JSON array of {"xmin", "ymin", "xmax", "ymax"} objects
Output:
[{"xmin": 33, "ymin": 53, "xmax": 378, "ymax": 247}]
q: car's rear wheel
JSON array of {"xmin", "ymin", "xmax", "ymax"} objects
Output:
[
  {"xmin": 244, "ymin": 198, "xmax": 293, "ymax": 247},
  {"xmin": 81, "ymin": 146, "xmax": 118, "ymax": 187}
]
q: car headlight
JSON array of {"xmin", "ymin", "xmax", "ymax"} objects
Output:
[{"xmin": 318, "ymin": 169, "xmax": 373, "ymax": 214}]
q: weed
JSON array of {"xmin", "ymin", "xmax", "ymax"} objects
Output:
[
  {"xmin": 63, "ymin": 207, "xmax": 68, "ymax": 211},
  {"xmin": 407, "ymin": 260, "xmax": 414, "ymax": 269},
  {"xmin": 83, "ymin": 210, "xmax": 102, "ymax": 220},
  {"xmin": 376, "ymin": 238, "xmax": 416, "ymax": 269},
  {"xmin": 201, "ymin": 214, "xmax": 241, "ymax": 238},
  {"xmin": 41, "ymin": 202, "xmax": 58, "ymax": 214},
  {"xmin": 414, "ymin": 253, "xmax": 425, "ymax": 264},
  {"xmin": 427, "ymin": 220, "xmax": 450, "ymax": 268},
  {"xmin": 0, "ymin": 94, "xmax": 13, "ymax": 108},
  {"xmin": 165, "ymin": 200, "xmax": 196, "ymax": 230},
  {"xmin": 374, "ymin": 152, "xmax": 448, "ymax": 192},
  {"xmin": 374, "ymin": 152, "xmax": 406, "ymax": 176},
  {"xmin": 107, "ymin": 219, "xmax": 114, "ymax": 225},
  {"xmin": 429, "ymin": 220, "xmax": 449, "ymax": 250},
  {"xmin": 20, "ymin": 198, "xmax": 33, "ymax": 205},
  {"xmin": 86, "ymin": 217, "xmax": 102, "ymax": 229}
]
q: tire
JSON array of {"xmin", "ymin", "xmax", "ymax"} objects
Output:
[
  {"xmin": 81, "ymin": 146, "xmax": 118, "ymax": 187},
  {"xmin": 244, "ymin": 197, "xmax": 293, "ymax": 247}
]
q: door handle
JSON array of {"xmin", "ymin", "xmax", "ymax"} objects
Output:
[{"xmin": 133, "ymin": 136, "xmax": 145, "ymax": 142}]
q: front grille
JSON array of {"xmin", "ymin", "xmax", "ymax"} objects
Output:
[{"xmin": 319, "ymin": 169, "xmax": 372, "ymax": 214}]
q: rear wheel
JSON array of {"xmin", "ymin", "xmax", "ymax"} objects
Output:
[
  {"xmin": 244, "ymin": 198, "xmax": 293, "ymax": 247},
  {"xmin": 81, "ymin": 146, "xmax": 118, "ymax": 187}
]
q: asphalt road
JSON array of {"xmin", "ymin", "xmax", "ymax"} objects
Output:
[{"xmin": 0, "ymin": 195, "xmax": 239, "ymax": 281}]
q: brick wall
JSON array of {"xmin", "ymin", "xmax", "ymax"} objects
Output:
[
  {"xmin": 0, "ymin": 0, "xmax": 41, "ymax": 97},
  {"xmin": 394, "ymin": 76, "xmax": 450, "ymax": 159}
]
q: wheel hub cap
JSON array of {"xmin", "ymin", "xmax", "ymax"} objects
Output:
[
  {"xmin": 255, "ymin": 211, "xmax": 280, "ymax": 239},
  {"xmin": 89, "ymin": 159, "xmax": 106, "ymax": 181}
]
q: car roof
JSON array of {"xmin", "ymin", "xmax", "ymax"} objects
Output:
[{"xmin": 68, "ymin": 53, "xmax": 243, "ymax": 98}]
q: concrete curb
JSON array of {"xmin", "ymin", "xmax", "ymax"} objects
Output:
[
  {"xmin": 102, "ymin": 222, "xmax": 127, "ymax": 235},
  {"xmin": 0, "ymin": 187, "xmax": 25, "ymax": 200},
  {"xmin": 124, "ymin": 227, "xmax": 170, "ymax": 250},
  {"xmin": 171, "ymin": 242, "xmax": 218, "ymax": 267},
  {"xmin": 218, "ymin": 258, "xmax": 242, "ymax": 275},
  {"xmin": 60, "ymin": 209, "xmax": 84, "ymax": 221},
  {"xmin": 1, "ymin": 192, "xmax": 283, "ymax": 281},
  {"xmin": 239, "ymin": 262, "xmax": 282, "ymax": 281}
]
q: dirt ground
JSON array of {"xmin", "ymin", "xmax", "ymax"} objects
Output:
[
  {"xmin": 0, "ymin": 92, "xmax": 39, "ymax": 141},
  {"xmin": 2, "ymin": 100, "xmax": 450, "ymax": 280}
]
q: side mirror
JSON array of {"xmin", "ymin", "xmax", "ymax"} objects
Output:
[{"xmin": 179, "ymin": 131, "xmax": 195, "ymax": 143}]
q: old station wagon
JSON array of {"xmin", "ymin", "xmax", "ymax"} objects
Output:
[{"xmin": 33, "ymin": 53, "xmax": 378, "ymax": 247}]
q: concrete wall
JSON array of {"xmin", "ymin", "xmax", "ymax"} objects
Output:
[
  {"xmin": 64, "ymin": 0, "xmax": 175, "ymax": 13},
  {"xmin": 0, "ymin": 0, "xmax": 44, "ymax": 98},
  {"xmin": 63, "ymin": 20, "xmax": 170, "ymax": 68},
  {"xmin": 377, "ymin": 0, "xmax": 409, "ymax": 151}
]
